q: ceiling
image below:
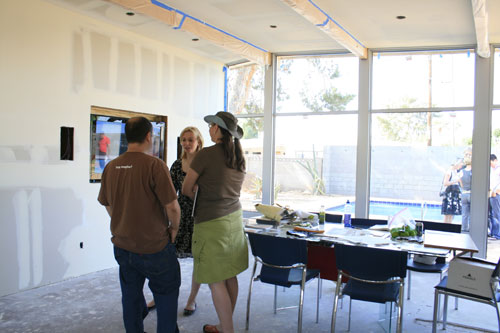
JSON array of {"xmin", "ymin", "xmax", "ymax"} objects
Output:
[{"xmin": 44, "ymin": 0, "xmax": 500, "ymax": 64}]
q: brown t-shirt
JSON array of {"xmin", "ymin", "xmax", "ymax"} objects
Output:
[
  {"xmin": 98, "ymin": 152, "xmax": 177, "ymax": 254},
  {"xmin": 190, "ymin": 144, "xmax": 245, "ymax": 224}
]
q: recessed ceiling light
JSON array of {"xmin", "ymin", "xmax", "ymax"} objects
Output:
[
  {"xmin": 396, "ymin": 15, "xmax": 406, "ymax": 20},
  {"xmin": 270, "ymin": 25, "xmax": 277, "ymax": 29},
  {"xmin": 126, "ymin": 12, "xmax": 135, "ymax": 16},
  {"xmin": 192, "ymin": 38, "xmax": 199, "ymax": 42}
]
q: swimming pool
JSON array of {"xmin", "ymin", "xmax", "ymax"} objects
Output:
[{"xmin": 327, "ymin": 200, "xmax": 461, "ymax": 222}]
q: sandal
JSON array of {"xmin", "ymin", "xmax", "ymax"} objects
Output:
[
  {"xmin": 183, "ymin": 303, "xmax": 197, "ymax": 316},
  {"xmin": 202, "ymin": 324, "xmax": 220, "ymax": 333}
]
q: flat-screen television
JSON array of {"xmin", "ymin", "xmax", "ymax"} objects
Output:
[{"xmin": 90, "ymin": 114, "xmax": 166, "ymax": 182}]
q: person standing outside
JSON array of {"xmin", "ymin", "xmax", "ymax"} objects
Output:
[
  {"xmin": 441, "ymin": 159, "xmax": 463, "ymax": 223},
  {"xmin": 98, "ymin": 116, "xmax": 181, "ymax": 333},
  {"xmin": 182, "ymin": 111, "xmax": 248, "ymax": 333},
  {"xmin": 460, "ymin": 152, "xmax": 472, "ymax": 232},
  {"xmin": 147, "ymin": 126, "xmax": 204, "ymax": 316},
  {"xmin": 490, "ymin": 154, "xmax": 500, "ymax": 239}
]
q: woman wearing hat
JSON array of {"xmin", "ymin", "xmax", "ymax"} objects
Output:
[{"xmin": 182, "ymin": 111, "xmax": 248, "ymax": 333}]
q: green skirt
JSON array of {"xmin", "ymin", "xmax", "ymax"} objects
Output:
[{"xmin": 192, "ymin": 209, "xmax": 248, "ymax": 284}]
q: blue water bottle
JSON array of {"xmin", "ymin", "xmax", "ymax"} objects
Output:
[{"xmin": 343, "ymin": 200, "xmax": 352, "ymax": 228}]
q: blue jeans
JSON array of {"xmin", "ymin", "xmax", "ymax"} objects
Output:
[
  {"xmin": 490, "ymin": 196, "xmax": 500, "ymax": 239},
  {"xmin": 114, "ymin": 244, "xmax": 180, "ymax": 333}
]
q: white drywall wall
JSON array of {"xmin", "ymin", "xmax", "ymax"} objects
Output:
[{"xmin": 0, "ymin": 0, "xmax": 222, "ymax": 296}]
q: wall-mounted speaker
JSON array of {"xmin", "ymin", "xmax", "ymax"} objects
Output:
[{"xmin": 60, "ymin": 127, "xmax": 74, "ymax": 160}]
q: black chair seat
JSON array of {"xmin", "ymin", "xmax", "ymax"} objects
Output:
[
  {"xmin": 331, "ymin": 244, "xmax": 408, "ymax": 333},
  {"xmin": 343, "ymin": 279, "xmax": 400, "ymax": 304},
  {"xmin": 259, "ymin": 267, "xmax": 320, "ymax": 287},
  {"xmin": 435, "ymin": 276, "xmax": 500, "ymax": 302},
  {"xmin": 407, "ymin": 258, "xmax": 448, "ymax": 273}
]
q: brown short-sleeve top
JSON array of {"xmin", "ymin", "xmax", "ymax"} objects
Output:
[
  {"xmin": 98, "ymin": 152, "xmax": 177, "ymax": 254},
  {"xmin": 190, "ymin": 144, "xmax": 245, "ymax": 224}
]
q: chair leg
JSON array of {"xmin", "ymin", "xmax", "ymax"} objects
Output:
[
  {"xmin": 397, "ymin": 281, "xmax": 404, "ymax": 333},
  {"xmin": 495, "ymin": 302, "xmax": 500, "ymax": 333},
  {"xmin": 246, "ymin": 261, "xmax": 258, "ymax": 330},
  {"xmin": 319, "ymin": 277, "xmax": 323, "ymax": 299},
  {"xmin": 331, "ymin": 273, "xmax": 343, "ymax": 333},
  {"xmin": 443, "ymin": 294, "xmax": 449, "ymax": 330},
  {"xmin": 432, "ymin": 289, "xmax": 440, "ymax": 333},
  {"xmin": 316, "ymin": 277, "xmax": 320, "ymax": 323},
  {"xmin": 274, "ymin": 285, "xmax": 278, "ymax": 314},
  {"xmin": 347, "ymin": 298, "xmax": 352, "ymax": 331},
  {"xmin": 407, "ymin": 270, "xmax": 411, "ymax": 300},
  {"xmin": 297, "ymin": 268, "xmax": 307, "ymax": 333},
  {"xmin": 437, "ymin": 273, "xmax": 442, "ymax": 321}
]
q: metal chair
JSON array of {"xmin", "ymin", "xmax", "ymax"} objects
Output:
[
  {"xmin": 246, "ymin": 232, "xmax": 320, "ymax": 333},
  {"xmin": 331, "ymin": 243, "xmax": 408, "ymax": 333},
  {"xmin": 407, "ymin": 221, "xmax": 462, "ymax": 312},
  {"xmin": 432, "ymin": 257, "xmax": 500, "ymax": 332}
]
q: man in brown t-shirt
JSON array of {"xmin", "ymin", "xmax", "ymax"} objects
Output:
[{"xmin": 98, "ymin": 116, "xmax": 181, "ymax": 333}]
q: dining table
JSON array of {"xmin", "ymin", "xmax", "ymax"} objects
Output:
[
  {"xmin": 244, "ymin": 217, "xmax": 482, "ymax": 331},
  {"xmin": 243, "ymin": 218, "xmax": 472, "ymax": 258}
]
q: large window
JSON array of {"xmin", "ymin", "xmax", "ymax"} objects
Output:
[
  {"xmin": 277, "ymin": 55, "xmax": 358, "ymax": 113},
  {"xmin": 372, "ymin": 51, "xmax": 475, "ymax": 109},
  {"xmin": 369, "ymin": 50, "xmax": 475, "ymax": 225},
  {"xmin": 274, "ymin": 54, "xmax": 359, "ymax": 212},
  {"xmin": 370, "ymin": 111, "xmax": 473, "ymax": 221},
  {"xmin": 227, "ymin": 63, "xmax": 265, "ymax": 211}
]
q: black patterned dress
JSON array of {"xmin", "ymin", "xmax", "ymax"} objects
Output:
[{"xmin": 170, "ymin": 159, "xmax": 195, "ymax": 258}]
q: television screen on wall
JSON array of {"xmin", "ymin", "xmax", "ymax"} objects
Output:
[{"xmin": 90, "ymin": 114, "xmax": 166, "ymax": 182}]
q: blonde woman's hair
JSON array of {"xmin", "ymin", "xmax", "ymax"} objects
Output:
[{"xmin": 180, "ymin": 126, "xmax": 204, "ymax": 159}]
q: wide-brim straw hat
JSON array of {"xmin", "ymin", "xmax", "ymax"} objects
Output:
[{"xmin": 204, "ymin": 111, "xmax": 244, "ymax": 139}]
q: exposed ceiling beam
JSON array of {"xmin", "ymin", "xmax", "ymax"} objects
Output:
[
  {"xmin": 281, "ymin": 0, "xmax": 367, "ymax": 59},
  {"xmin": 106, "ymin": 0, "xmax": 272, "ymax": 65},
  {"xmin": 471, "ymin": 0, "xmax": 490, "ymax": 58}
]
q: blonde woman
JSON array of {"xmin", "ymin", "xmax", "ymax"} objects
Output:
[{"xmin": 148, "ymin": 126, "xmax": 204, "ymax": 316}]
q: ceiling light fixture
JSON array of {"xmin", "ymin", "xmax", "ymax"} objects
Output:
[
  {"xmin": 396, "ymin": 15, "xmax": 406, "ymax": 20},
  {"xmin": 270, "ymin": 25, "xmax": 277, "ymax": 29},
  {"xmin": 126, "ymin": 12, "xmax": 135, "ymax": 16}
]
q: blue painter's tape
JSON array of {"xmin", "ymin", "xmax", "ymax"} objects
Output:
[
  {"xmin": 151, "ymin": 0, "xmax": 174, "ymax": 11},
  {"xmin": 316, "ymin": 17, "xmax": 329, "ymax": 27},
  {"xmin": 307, "ymin": 0, "xmax": 366, "ymax": 48},
  {"xmin": 150, "ymin": 0, "xmax": 268, "ymax": 54},
  {"xmin": 174, "ymin": 15, "xmax": 186, "ymax": 30},
  {"xmin": 223, "ymin": 66, "xmax": 228, "ymax": 112}
]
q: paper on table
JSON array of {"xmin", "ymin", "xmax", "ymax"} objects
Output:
[
  {"xmin": 320, "ymin": 228, "xmax": 391, "ymax": 246},
  {"xmin": 368, "ymin": 224, "xmax": 389, "ymax": 231}
]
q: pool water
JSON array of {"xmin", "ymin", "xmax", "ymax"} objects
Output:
[{"xmin": 328, "ymin": 200, "xmax": 461, "ymax": 222}]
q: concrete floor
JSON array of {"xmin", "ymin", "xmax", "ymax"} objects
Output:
[{"xmin": 0, "ymin": 255, "xmax": 498, "ymax": 333}]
